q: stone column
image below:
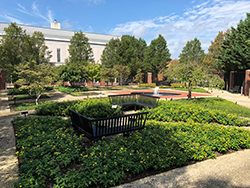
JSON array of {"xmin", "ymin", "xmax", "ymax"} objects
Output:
[
  {"xmin": 87, "ymin": 80, "xmax": 92, "ymax": 87},
  {"xmin": 245, "ymin": 70, "xmax": 250, "ymax": 96},
  {"xmin": 147, "ymin": 72, "xmax": 152, "ymax": 84},
  {"xmin": 100, "ymin": 80, "xmax": 105, "ymax": 87}
]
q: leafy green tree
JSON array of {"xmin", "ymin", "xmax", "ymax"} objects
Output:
[
  {"xmin": 58, "ymin": 60, "xmax": 87, "ymax": 86},
  {"xmin": 218, "ymin": 13, "xmax": 250, "ymax": 71},
  {"xmin": 135, "ymin": 68, "xmax": 144, "ymax": 84},
  {"xmin": 85, "ymin": 62, "xmax": 101, "ymax": 82},
  {"xmin": 68, "ymin": 30, "xmax": 94, "ymax": 65},
  {"xmin": 118, "ymin": 35, "xmax": 147, "ymax": 77},
  {"xmin": 101, "ymin": 35, "xmax": 147, "ymax": 78},
  {"xmin": 177, "ymin": 38, "xmax": 205, "ymax": 100},
  {"xmin": 144, "ymin": 34, "xmax": 171, "ymax": 81},
  {"xmin": 203, "ymin": 30, "xmax": 230, "ymax": 73},
  {"xmin": 0, "ymin": 23, "xmax": 27, "ymax": 82},
  {"xmin": 100, "ymin": 66, "xmax": 118, "ymax": 86},
  {"xmin": 113, "ymin": 64, "xmax": 130, "ymax": 85},
  {"xmin": 101, "ymin": 38, "xmax": 120, "ymax": 68},
  {"xmin": 60, "ymin": 31, "xmax": 94, "ymax": 85},
  {"xmin": 15, "ymin": 61, "xmax": 53, "ymax": 105}
]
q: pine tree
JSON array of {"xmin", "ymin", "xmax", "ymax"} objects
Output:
[
  {"xmin": 68, "ymin": 30, "xmax": 94, "ymax": 65},
  {"xmin": 144, "ymin": 34, "xmax": 171, "ymax": 81},
  {"xmin": 218, "ymin": 13, "xmax": 250, "ymax": 71}
]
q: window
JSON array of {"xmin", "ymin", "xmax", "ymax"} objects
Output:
[{"xmin": 57, "ymin": 48, "xmax": 61, "ymax": 62}]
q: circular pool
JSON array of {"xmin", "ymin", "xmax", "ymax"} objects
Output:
[{"xmin": 131, "ymin": 92, "xmax": 181, "ymax": 97}]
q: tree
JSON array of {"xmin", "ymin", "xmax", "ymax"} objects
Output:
[
  {"xmin": 101, "ymin": 35, "xmax": 147, "ymax": 78},
  {"xmin": 58, "ymin": 60, "xmax": 87, "ymax": 86},
  {"xmin": 218, "ymin": 13, "xmax": 250, "ymax": 72},
  {"xmin": 177, "ymin": 38, "xmax": 205, "ymax": 100},
  {"xmin": 118, "ymin": 35, "xmax": 147, "ymax": 77},
  {"xmin": 101, "ymin": 38, "xmax": 120, "ymax": 68},
  {"xmin": 144, "ymin": 34, "xmax": 171, "ymax": 81},
  {"xmin": 203, "ymin": 30, "xmax": 230, "ymax": 73},
  {"xmin": 135, "ymin": 68, "xmax": 144, "ymax": 84},
  {"xmin": 0, "ymin": 23, "xmax": 27, "ymax": 82},
  {"xmin": 100, "ymin": 66, "xmax": 118, "ymax": 86},
  {"xmin": 60, "ymin": 31, "xmax": 94, "ymax": 85},
  {"xmin": 113, "ymin": 64, "xmax": 130, "ymax": 85},
  {"xmin": 85, "ymin": 62, "xmax": 101, "ymax": 82},
  {"xmin": 68, "ymin": 30, "xmax": 94, "ymax": 65},
  {"xmin": 15, "ymin": 61, "xmax": 53, "ymax": 105}
]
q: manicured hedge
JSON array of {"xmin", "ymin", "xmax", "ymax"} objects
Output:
[
  {"xmin": 14, "ymin": 117, "xmax": 250, "ymax": 187},
  {"xmin": 54, "ymin": 86, "xmax": 88, "ymax": 93},
  {"xmin": 139, "ymin": 101, "xmax": 249, "ymax": 126},
  {"xmin": 35, "ymin": 98, "xmax": 121, "ymax": 118}
]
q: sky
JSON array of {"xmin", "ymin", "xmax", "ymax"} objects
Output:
[{"xmin": 0, "ymin": 0, "xmax": 250, "ymax": 59}]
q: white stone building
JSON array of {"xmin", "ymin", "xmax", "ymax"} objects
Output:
[{"xmin": 0, "ymin": 21, "xmax": 120, "ymax": 66}]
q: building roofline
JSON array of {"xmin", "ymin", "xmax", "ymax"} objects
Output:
[{"xmin": 0, "ymin": 22, "xmax": 120, "ymax": 38}]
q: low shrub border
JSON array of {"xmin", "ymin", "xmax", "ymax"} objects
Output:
[
  {"xmin": 139, "ymin": 101, "xmax": 249, "ymax": 126},
  {"xmin": 14, "ymin": 117, "xmax": 250, "ymax": 187}
]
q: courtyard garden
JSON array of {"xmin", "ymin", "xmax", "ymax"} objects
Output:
[{"xmin": 13, "ymin": 96, "xmax": 250, "ymax": 187}]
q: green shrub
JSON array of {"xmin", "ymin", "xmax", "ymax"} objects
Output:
[
  {"xmin": 7, "ymin": 86, "xmax": 54, "ymax": 95},
  {"xmin": 7, "ymin": 88, "xmax": 30, "ymax": 95},
  {"xmin": 35, "ymin": 98, "xmax": 121, "ymax": 118},
  {"xmin": 138, "ymin": 83, "xmax": 156, "ymax": 88},
  {"xmin": 73, "ymin": 98, "xmax": 122, "ymax": 118},
  {"xmin": 35, "ymin": 100, "xmax": 81, "ymax": 116},
  {"xmin": 139, "ymin": 101, "xmax": 249, "ymax": 126},
  {"xmin": 14, "ymin": 117, "xmax": 250, "ymax": 187},
  {"xmin": 170, "ymin": 83, "xmax": 185, "ymax": 88},
  {"xmin": 172, "ymin": 97, "xmax": 250, "ymax": 118},
  {"xmin": 54, "ymin": 86, "xmax": 88, "ymax": 93}
]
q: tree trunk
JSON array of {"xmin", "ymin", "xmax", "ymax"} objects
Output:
[
  {"xmin": 188, "ymin": 82, "xmax": 192, "ymax": 100},
  {"xmin": 35, "ymin": 92, "xmax": 42, "ymax": 105}
]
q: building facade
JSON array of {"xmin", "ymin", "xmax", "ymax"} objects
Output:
[{"xmin": 0, "ymin": 21, "xmax": 120, "ymax": 66}]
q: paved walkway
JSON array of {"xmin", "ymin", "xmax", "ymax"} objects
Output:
[{"xmin": 0, "ymin": 88, "xmax": 250, "ymax": 188}]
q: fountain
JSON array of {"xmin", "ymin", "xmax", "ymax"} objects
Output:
[{"xmin": 154, "ymin": 85, "xmax": 159, "ymax": 95}]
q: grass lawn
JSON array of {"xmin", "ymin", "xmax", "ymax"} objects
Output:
[
  {"xmin": 171, "ymin": 97, "xmax": 250, "ymax": 118},
  {"xmin": 10, "ymin": 102, "xmax": 37, "ymax": 111},
  {"xmin": 10, "ymin": 94, "xmax": 49, "ymax": 100},
  {"xmin": 172, "ymin": 88, "xmax": 210, "ymax": 93},
  {"xmin": 70, "ymin": 92, "xmax": 100, "ymax": 96}
]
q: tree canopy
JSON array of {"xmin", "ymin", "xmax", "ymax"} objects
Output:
[
  {"xmin": 101, "ymin": 35, "xmax": 147, "ymax": 78},
  {"xmin": 68, "ymin": 30, "xmax": 94, "ymax": 65},
  {"xmin": 144, "ymin": 34, "xmax": 171, "ymax": 81},
  {"xmin": 218, "ymin": 13, "xmax": 250, "ymax": 72},
  {"xmin": 167, "ymin": 38, "xmax": 205, "ymax": 100},
  {"xmin": 60, "ymin": 31, "xmax": 94, "ymax": 85},
  {"xmin": 203, "ymin": 30, "xmax": 230, "ymax": 73}
]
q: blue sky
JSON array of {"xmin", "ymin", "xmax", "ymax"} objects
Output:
[{"xmin": 0, "ymin": 0, "xmax": 250, "ymax": 59}]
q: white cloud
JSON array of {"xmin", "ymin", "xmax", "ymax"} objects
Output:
[
  {"xmin": 62, "ymin": 20, "xmax": 73, "ymax": 28},
  {"xmin": 32, "ymin": 2, "xmax": 53, "ymax": 23},
  {"xmin": 17, "ymin": 4, "xmax": 32, "ymax": 16},
  {"xmin": 0, "ymin": 14, "xmax": 23, "ymax": 24},
  {"xmin": 132, "ymin": 25, "xmax": 148, "ymax": 38},
  {"xmin": 109, "ymin": 0, "xmax": 250, "ymax": 59}
]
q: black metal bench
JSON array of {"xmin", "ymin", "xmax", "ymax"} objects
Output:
[
  {"xmin": 230, "ymin": 85, "xmax": 240, "ymax": 93},
  {"xmin": 68, "ymin": 109, "xmax": 149, "ymax": 141},
  {"xmin": 108, "ymin": 93, "xmax": 159, "ymax": 111}
]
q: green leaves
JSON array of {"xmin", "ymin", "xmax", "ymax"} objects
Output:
[
  {"xmin": 144, "ymin": 34, "xmax": 171, "ymax": 80},
  {"xmin": 218, "ymin": 13, "xmax": 250, "ymax": 71},
  {"xmin": 139, "ymin": 101, "xmax": 249, "ymax": 126}
]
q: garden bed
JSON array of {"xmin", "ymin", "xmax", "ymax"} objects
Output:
[{"xmin": 13, "ymin": 116, "xmax": 250, "ymax": 188}]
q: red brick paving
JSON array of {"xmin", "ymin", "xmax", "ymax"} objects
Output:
[{"xmin": 108, "ymin": 89, "xmax": 211, "ymax": 99}]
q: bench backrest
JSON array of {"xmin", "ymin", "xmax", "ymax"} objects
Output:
[
  {"xmin": 108, "ymin": 93, "xmax": 159, "ymax": 108},
  {"xmin": 68, "ymin": 109, "xmax": 149, "ymax": 139}
]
